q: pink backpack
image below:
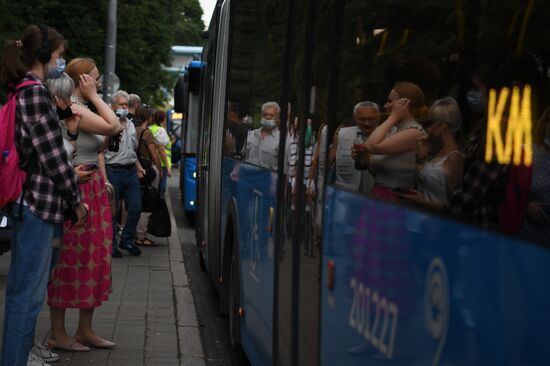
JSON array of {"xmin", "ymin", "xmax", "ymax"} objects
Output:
[{"xmin": 0, "ymin": 80, "xmax": 41, "ymax": 207}]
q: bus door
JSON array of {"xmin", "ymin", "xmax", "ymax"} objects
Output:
[
  {"xmin": 220, "ymin": 0, "xmax": 290, "ymax": 363},
  {"xmin": 275, "ymin": 0, "xmax": 326, "ymax": 365}
]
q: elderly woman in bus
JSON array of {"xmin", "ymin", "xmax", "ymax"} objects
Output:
[
  {"xmin": 398, "ymin": 97, "xmax": 465, "ymax": 209},
  {"xmin": 353, "ymin": 82, "xmax": 427, "ymax": 200}
]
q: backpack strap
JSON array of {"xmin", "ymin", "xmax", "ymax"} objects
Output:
[{"xmin": 16, "ymin": 80, "xmax": 41, "ymax": 91}]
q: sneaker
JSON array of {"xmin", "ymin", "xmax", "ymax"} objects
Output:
[
  {"xmin": 27, "ymin": 352, "xmax": 51, "ymax": 366},
  {"xmin": 120, "ymin": 243, "xmax": 141, "ymax": 256},
  {"xmin": 30, "ymin": 344, "xmax": 58, "ymax": 363}
]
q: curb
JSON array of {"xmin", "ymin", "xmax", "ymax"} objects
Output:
[{"xmin": 165, "ymin": 191, "xmax": 206, "ymax": 366}]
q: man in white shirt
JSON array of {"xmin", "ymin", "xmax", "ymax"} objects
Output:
[
  {"xmin": 243, "ymin": 101, "xmax": 281, "ymax": 171},
  {"xmin": 103, "ymin": 90, "xmax": 145, "ymax": 258}
]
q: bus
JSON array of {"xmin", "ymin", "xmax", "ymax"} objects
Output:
[
  {"xmin": 174, "ymin": 60, "xmax": 203, "ymax": 214},
  {"xmin": 196, "ymin": 0, "xmax": 550, "ymax": 365}
]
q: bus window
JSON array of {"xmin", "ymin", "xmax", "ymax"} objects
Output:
[{"xmin": 319, "ymin": 0, "xmax": 550, "ymax": 365}]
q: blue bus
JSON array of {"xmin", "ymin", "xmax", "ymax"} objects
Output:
[
  {"xmin": 196, "ymin": 0, "xmax": 550, "ymax": 365},
  {"xmin": 174, "ymin": 60, "xmax": 203, "ymax": 214}
]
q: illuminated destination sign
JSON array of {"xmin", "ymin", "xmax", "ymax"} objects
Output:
[{"xmin": 485, "ymin": 85, "xmax": 532, "ymax": 166}]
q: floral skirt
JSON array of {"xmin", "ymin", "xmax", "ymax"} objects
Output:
[{"xmin": 47, "ymin": 171, "xmax": 113, "ymax": 308}]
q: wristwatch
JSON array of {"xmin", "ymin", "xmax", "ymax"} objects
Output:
[{"xmin": 67, "ymin": 130, "xmax": 79, "ymax": 141}]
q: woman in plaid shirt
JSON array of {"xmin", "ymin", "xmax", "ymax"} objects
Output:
[{"xmin": 0, "ymin": 25, "xmax": 87, "ymax": 366}]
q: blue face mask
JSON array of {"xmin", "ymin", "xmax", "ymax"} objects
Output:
[
  {"xmin": 47, "ymin": 57, "xmax": 66, "ymax": 80},
  {"xmin": 466, "ymin": 90, "xmax": 485, "ymax": 113},
  {"xmin": 116, "ymin": 108, "xmax": 129, "ymax": 118}
]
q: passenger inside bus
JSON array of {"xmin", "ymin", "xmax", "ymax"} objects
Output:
[
  {"xmin": 354, "ymin": 82, "xmax": 427, "ymax": 200},
  {"xmin": 520, "ymin": 106, "xmax": 550, "ymax": 243},
  {"xmin": 224, "ymin": 101, "xmax": 249, "ymax": 158},
  {"xmin": 398, "ymin": 97, "xmax": 465, "ymax": 209},
  {"xmin": 242, "ymin": 101, "xmax": 281, "ymax": 170},
  {"xmin": 331, "ymin": 101, "xmax": 380, "ymax": 193}
]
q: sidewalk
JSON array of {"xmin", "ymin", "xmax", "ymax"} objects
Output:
[{"xmin": 0, "ymin": 184, "xmax": 205, "ymax": 366}]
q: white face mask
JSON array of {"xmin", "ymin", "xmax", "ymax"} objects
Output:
[
  {"xmin": 116, "ymin": 108, "xmax": 128, "ymax": 118},
  {"xmin": 261, "ymin": 119, "xmax": 276, "ymax": 129}
]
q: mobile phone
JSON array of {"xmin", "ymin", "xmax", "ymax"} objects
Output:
[{"xmin": 82, "ymin": 163, "xmax": 99, "ymax": 171}]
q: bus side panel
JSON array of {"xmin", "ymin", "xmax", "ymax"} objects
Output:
[
  {"xmin": 321, "ymin": 186, "xmax": 550, "ymax": 366},
  {"xmin": 223, "ymin": 158, "xmax": 274, "ymax": 366},
  {"xmin": 183, "ymin": 156, "xmax": 197, "ymax": 212}
]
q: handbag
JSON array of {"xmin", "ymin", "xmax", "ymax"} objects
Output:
[
  {"xmin": 137, "ymin": 129, "xmax": 157, "ymax": 185},
  {"xmin": 141, "ymin": 183, "xmax": 161, "ymax": 213},
  {"xmin": 147, "ymin": 193, "xmax": 171, "ymax": 237}
]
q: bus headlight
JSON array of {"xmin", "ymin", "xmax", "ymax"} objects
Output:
[
  {"xmin": 190, "ymin": 201, "xmax": 195, "ymax": 206},
  {"xmin": 192, "ymin": 171, "xmax": 196, "ymax": 178}
]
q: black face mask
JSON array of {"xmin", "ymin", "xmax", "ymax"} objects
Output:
[{"xmin": 57, "ymin": 106, "xmax": 74, "ymax": 120}]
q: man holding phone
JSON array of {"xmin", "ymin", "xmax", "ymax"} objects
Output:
[{"xmin": 102, "ymin": 90, "xmax": 145, "ymax": 258}]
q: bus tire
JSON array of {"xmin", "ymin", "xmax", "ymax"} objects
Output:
[{"xmin": 229, "ymin": 248, "xmax": 249, "ymax": 365}]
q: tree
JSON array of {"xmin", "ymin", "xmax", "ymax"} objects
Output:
[
  {"xmin": 0, "ymin": 0, "xmax": 205, "ymax": 105},
  {"xmin": 173, "ymin": 0, "xmax": 205, "ymax": 45}
]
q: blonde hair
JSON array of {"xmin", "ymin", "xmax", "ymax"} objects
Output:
[{"xmin": 428, "ymin": 97, "xmax": 462, "ymax": 132}]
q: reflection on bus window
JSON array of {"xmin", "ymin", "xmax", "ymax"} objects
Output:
[
  {"xmin": 243, "ymin": 101, "xmax": 281, "ymax": 171},
  {"xmin": 224, "ymin": 101, "xmax": 250, "ymax": 159},
  {"xmin": 330, "ymin": 101, "xmax": 381, "ymax": 193}
]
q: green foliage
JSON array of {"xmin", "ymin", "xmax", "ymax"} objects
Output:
[
  {"xmin": 174, "ymin": 0, "xmax": 205, "ymax": 45},
  {"xmin": 0, "ymin": 0, "xmax": 205, "ymax": 105}
]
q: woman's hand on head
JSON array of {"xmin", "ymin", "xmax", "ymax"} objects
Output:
[
  {"xmin": 79, "ymin": 74, "xmax": 98, "ymax": 100},
  {"xmin": 390, "ymin": 98, "xmax": 410, "ymax": 120}
]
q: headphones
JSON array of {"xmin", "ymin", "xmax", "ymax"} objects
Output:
[{"xmin": 36, "ymin": 24, "xmax": 51, "ymax": 63}]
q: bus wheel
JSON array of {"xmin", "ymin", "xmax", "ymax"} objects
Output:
[{"xmin": 229, "ymin": 249, "xmax": 249, "ymax": 365}]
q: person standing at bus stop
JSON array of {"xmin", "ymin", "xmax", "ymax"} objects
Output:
[
  {"xmin": 243, "ymin": 101, "xmax": 281, "ymax": 170},
  {"xmin": 102, "ymin": 90, "xmax": 145, "ymax": 258},
  {"xmin": 0, "ymin": 25, "xmax": 87, "ymax": 366},
  {"xmin": 127, "ymin": 93, "xmax": 140, "ymax": 125},
  {"xmin": 150, "ymin": 110, "xmax": 171, "ymax": 192}
]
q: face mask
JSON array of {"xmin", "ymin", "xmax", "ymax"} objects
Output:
[
  {"xmin": 56, "ymin": 105, "xmax": 73, "ymax": 120},
  {"xmin": 466, "ymin": 90, "xmax": 485, "ymax": 113},
  {"xmin": 261, "ymin": 119, "xmax": 276, "ymax": 129},
  {"xmin": 47, "ymin": 57, "xmax": 66, "ymax": 80},
  {"xmin": 116, "ymin": 108, "xmax": 129, "ymax": 118}
]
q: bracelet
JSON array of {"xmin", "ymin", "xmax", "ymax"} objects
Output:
[{"xmin": 67, "ymin": 130, "xmax": 79, "ymax": 141}]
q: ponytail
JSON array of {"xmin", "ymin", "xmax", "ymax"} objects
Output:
[
  {"xmin": 0, "ymin": 40, "xmax": 27, "ymax": 88},
  {"xmin": 0, "ymin": 24, "xmax": 66, "ymax": 90},
  {"xmin": 412, "ymin": 105, "xmax": 429, "ymax": 120}
]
